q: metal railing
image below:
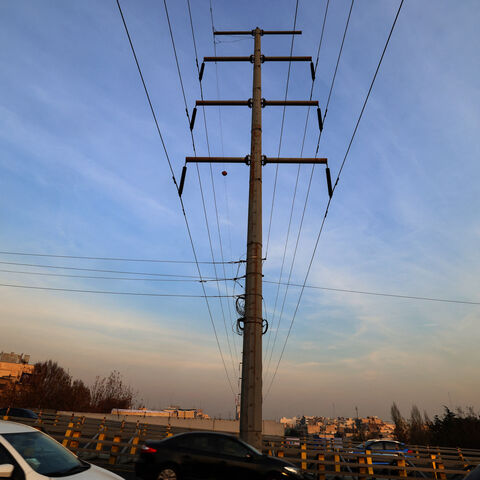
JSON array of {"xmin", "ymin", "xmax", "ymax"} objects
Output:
[{"xmin": 2, "ymin": 412, "xmax": 478, "ymax": 478}]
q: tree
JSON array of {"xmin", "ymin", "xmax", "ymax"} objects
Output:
[
  {"xmin": 391, "ymin": 402, "xmax": 408, "ymax": 443},
  {"xmin": 64, "ymin": 379, "xmax": 91, "ymax": 412},
  {"xmin": 409, "ymin": 405, "xmax": 429, "ymax": 445},
  {"xmin": 89, "ymin": 371, "xmax": 134, "ymax": 413},
  {"xmin": 15, "ymin": 360, "xmax": 72, "ymax": 410}
]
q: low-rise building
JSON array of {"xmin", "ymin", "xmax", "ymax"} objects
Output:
[
  {"xmin": 111, "ymin": 406, "xmax": 209, "ymax": 419},
  {"xmin": 0, "ymin": 352, "xmax": 34, "ymax": 393}
]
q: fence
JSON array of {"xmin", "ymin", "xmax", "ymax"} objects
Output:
[{"xmin": 2, "ymin": 412, "xmax": 479, "ymax": 479}]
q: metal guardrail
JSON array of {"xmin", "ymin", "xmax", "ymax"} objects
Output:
[{"xmin": 2, "ymin": 413, "xmax": 479, "ymax": 479}]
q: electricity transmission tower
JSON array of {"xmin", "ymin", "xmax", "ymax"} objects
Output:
[{"xmin": 183, "ymin": 27, "xmax": 330, "ymax": 450}]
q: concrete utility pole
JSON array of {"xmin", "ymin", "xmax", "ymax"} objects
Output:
[
  {"xmin": 241, "ymin": 26, "xmax": 263, "ymax": 448},
  {"xmin": 184, "ymin": 27, "xmax": 329, "ymax": 450}
]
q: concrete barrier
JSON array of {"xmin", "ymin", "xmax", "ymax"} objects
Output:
[{"xmin": 58, "ymin": 411, "xmax": 284, "ymax": 437}]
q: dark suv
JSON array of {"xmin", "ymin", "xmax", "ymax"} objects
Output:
[{"xmin": 135, "ymin": 431, "xmax": 310, "ymax": 480}]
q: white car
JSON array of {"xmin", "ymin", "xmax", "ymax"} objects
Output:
[{"xmin": 0, "ymin": 420, "xmax": 123, "ymax": 480}]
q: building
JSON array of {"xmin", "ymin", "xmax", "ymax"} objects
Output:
[
  {"xmin": 111, "ymin": 406, "xmax": 210, "ymax": 419},
  {"xmin": 0, "ymin": 352, "xmax": 34, "ymax": 394}
]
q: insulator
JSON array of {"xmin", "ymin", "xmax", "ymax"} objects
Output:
[
  {"xmin": 325, "ymin": 167, "xmax": 333, "ymax": 198},
  {"xmin": 310, "ymin": 62, "xmax": 315, "ymax": 81},
  {"xmin": 317, "ymin": 107, "xmax": 324, "ymax": 132},
  {"xmin": 199, "ymin": 63, "xmax": 205, "ymax": 82},
  {"xmin": 178, "ymin": 166, "xmax": 187, "ymax": 197},
  {"xmin": 189, "ymin": 107, "xmax": 197, "ymax": 131}
]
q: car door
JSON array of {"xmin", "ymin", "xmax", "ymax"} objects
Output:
[
  {"xmin": 213, "ymin": 436, "xmax": 261, "ymax": 480},
  {"xmin": 175, "ymin": 434, "xmax": 220, "ymax": 480},
  {"xmin": 0, "ymin": 442, "xmax": 25, "ymax": 480},
  {"xmin": 367, "ymin": 441, "xmax": 388, "ymax": 465}
]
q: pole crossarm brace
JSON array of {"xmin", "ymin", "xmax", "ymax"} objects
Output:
[
  {"xmin": 185, "ymin": 156, "xmax": 327, "ymax": 165},
  {"xmin": 196, "ymin": 100, "xmax": 318, "ymax": 107},
  {"xmin": 214, "ymin": 30, "xmax": 302, "ymax": 36},
  {"xmin": 203, "ymin": 56, "xmax": 312, "ymax": 63}
]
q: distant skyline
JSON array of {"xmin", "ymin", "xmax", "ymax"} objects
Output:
[{"xmin": 1, "ymin": 0, "xmax": 479, "ymax": 421}]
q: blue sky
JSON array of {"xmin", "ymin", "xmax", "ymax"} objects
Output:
[{"xmin": 1, "ymin": 0, "xmax": 479, "ymax": 420}]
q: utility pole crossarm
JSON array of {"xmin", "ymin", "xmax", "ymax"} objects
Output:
[
  {"xmin": 196, "ymin": 100, "xmax": 318, "ymax": 107},
  {"xmin": 214, "ymin": 30, "xmax": 302, "ymax": 36},
  {"xmin": 203, "ymin": 56, "xmax": 312, "ymax": 62},
  {"xmin": 186, "ymin": 157, "xmax": 328, "ymax": 165}
]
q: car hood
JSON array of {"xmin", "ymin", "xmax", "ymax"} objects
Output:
[
  {"xmin": 259, "ymin": 454, "xmax": 297, "ymax": 469},
  {"xmin": 52, "ymin": 464, "xmax": 123, "ymax": 480}
]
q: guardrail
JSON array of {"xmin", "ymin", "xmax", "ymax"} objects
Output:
[{"xmin": 2, "ymin": 412, "xmax": 479, "ymax": 479}]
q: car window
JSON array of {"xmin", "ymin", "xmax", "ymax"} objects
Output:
[
  {"xmin": 0, "ymin": 442, "xmax": 25, "ymax": 480},
  {"xmin": 384, "ymin": 442, "xmax": 399, "ymax": 450},
  {"xmin": 216, "ymin": 437, "xmax": 250, "ymax": 458},
  {"xmin": 3, "ymin": 432, "xmax": 88, "ymax": 477},
  {"xmin": 176, "ymin": 435, "xmax": 217, "ymax": 454},
  {"xmin": 367, "ymin": 442, "xmax": 384, "ymax": 451}
]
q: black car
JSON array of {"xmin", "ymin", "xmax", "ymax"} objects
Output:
[
  {"xmin": 0, "ymin": 408, "xmax": 38, "ymax": 419},
  {"xmin": 135, "ymin": 431, "xmax": 309, "ymax": 480}
]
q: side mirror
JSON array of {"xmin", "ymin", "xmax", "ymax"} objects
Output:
[{"xmin": 0, "ymin": 464, "xmax": 14, "ymax": 478}]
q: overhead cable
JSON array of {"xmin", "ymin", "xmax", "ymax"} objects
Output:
[
  {"xmin": 0, "ymin": 250, "xmax": 243, "ymax": 265},
  {"xmin": 263, "ymin": 280, "xmax": 480, "ymax": 306},
  {"xmin": 116, "ymin": 0, "xmax": 236, "ymax": 397},
  {"xmin": 264, "ymin": 0, "xmax": 332, "ymax": 378},
  {"xmin": 187, "ymin": 0, "xmax": 240, "ymax": 372},
  {"xmin": 265, "ymin": 0, "xmax": 405, "ymax": 399},
  {"xmin": 164, "ymin": 0, "xmax": 236, "ymax": 381},
  {"xmin": 0, "ymin": 268, "xmax": 242, "ymax": 283},
  {"xmin": 0, "ymin": 283, "xmax": 234, "ymax": 298},
  {"xmin": 264, "ymin": 0, "xmax": 300, "ymax": 260}
]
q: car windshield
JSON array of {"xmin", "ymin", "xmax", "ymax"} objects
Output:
[
  {"xmin": 237, "ymin": 438, "xmax": 262, "ymax": 456},
  {"xmin": 3, "ymin": 432, "xmax": 90, "ymax": 477}
]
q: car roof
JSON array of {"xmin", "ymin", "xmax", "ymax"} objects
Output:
[
  {"xmin": 0, "ymin": 420, "xmax": 38, "ymax": 434},
  {"xmin": 172, "ymin": 431, "xmax": 236, "ymax": 438},
  {"xmin": 366, "ymin": 438, "xmax": 400, "ymax": 443}
]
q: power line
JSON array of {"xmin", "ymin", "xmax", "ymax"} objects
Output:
[
  {"xmin": 0, "ymin": 250, "xmax": 244, "ymax": 265},
  {"xmin": 264, "ymin": 0, "xmax": 332, "ymax": 377},
  {"xmin": 264, "ymin": 0, "xmax": 354, "ymax": 388},
  {"xmin": 115, "ymin": 0, "xmax": 177, "ymax": 185},
  {"xmin": 265, "ymin": 0, "xmax": 405, "ymax": 399},
  {"xmin": 315, "ymin": 0, "xmax": 354, "ymax": 155},
  {"xmin": 163, "ymin": 0, "xmax": 238, "ymax": 393},
  {"xmin": 264, "ymin": 0, "xmax": 299, "ymax": 260},
  {"xmin": 163, "ymin": 0, "xmax": 196, "ymax": 155},
  {"xmin": 186, "ymin": 0, "xmax": 239, "ymax": 378},
  {"xmin": 0, "ymin": 260, "xmax": 213, "ymax": 278},
  {"xmin": 0, "ymin": 282, "xmax": 234, "ymax": 298},
  {"xmin": 263, "ymin": 280, "xmax": 480, "ymax": 306},
  {"xmin": 208, "ymin": 0, "xmax": 237, "ymax": 316},
  {"xmin": 116, "ymin": 0, "xmax": 236, "ymax": 397},
  {"xmin": 0, "ymin": 268, "xmax": 243, "ymax": 284}
]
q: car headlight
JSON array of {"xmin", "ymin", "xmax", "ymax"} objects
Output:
[{"xmin": 284, "ymin": 465, "xmax": 302, "ymax": 475}]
